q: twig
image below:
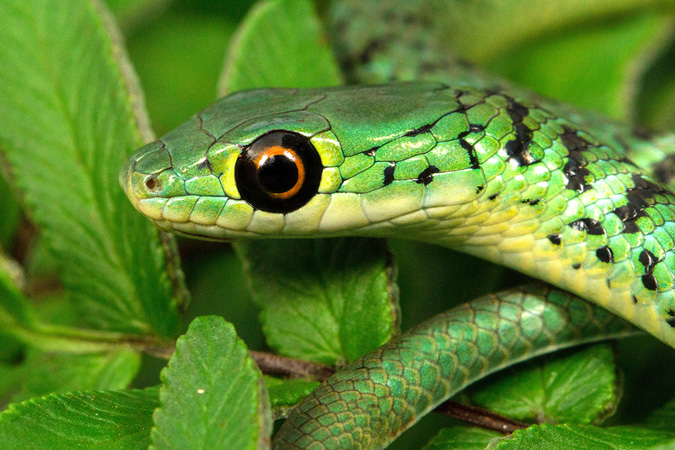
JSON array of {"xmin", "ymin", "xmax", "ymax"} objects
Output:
[
  {"xmin": 250, "ymin": 351, "xmax": 334, "ymax": 380},
  {"xmin": 435, "ymin": 399, "xmax": 528, "ymax": 434}
]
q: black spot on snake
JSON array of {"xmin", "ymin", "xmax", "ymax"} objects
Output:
[
  {"xmin": 547, "ymin": 234, "xmax": 561, "ymax": 245},
  {"xmin": 504, "ymin": 97, "xmax": 529, "ymax": 124},
  {"xmin": 563, "ymin": 151, "xmax": 592, "ymax": 193},
  {"xmin": 612, "ymin": 174, "xmax": 665, "ymax": 234},
  {"xmin": 642, "ymin": 274, "xmax": 658, "ymax": 291},
  {"xmin": 488, "ymin": 193, "xmax": 499, "ymax": 201},
  {"xmin": 667, "ymin": 317, "xmax": 675, "ymax": 328},
  {"xmin": 476, "ymin": 185, "xmax": 484, "ymax": 194},
  {"xmin": 383, "ymin": 163, "xmax": 395, "ymax": 186},
  {"xmin": 405, "ymin": 123, "xmax": 433, "ymax": 137},
  {"xmin": 639, "ymin": 249, "xmax": 658, "ymax": 274},
  {"xmin": 560, "ymin": 125, "xmax": 593, "ymax": 152},
  {"xmin": 459, "ymin": 138, "xmax": 480, "ymax": 169},
  {"xmin": 568, "ymin": 218, "xmax": 604, "ymax": 236},
  {"xmin": 415, "ymin": 166, "xmax": 440, "ymax": 185},
  {"xmin": 505, "ymin": 122, "xmax": 536, "ymax": 166},
  {"xmin": 572, "ymin": 263, "xmax": 581, "ymax": 270},
  {"xmin": 595, "ymin": 246, "xmax": 613, "ymax": 263}
]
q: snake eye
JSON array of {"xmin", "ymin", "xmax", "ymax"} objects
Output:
[{"xmin": 235, "ymin": 131, "xmax": 323, "ymax": 213}]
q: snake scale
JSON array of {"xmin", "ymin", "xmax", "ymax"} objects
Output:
[{"xmin": 120, "ymin": 2, "xmax": 675, "ymax": 449}]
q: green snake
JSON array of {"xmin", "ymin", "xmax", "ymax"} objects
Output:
[{"xmin": 119, "ymin": 3, "xmax": 675, "ymax": 449}]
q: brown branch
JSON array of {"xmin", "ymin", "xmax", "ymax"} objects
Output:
[
  {"xmin": 435, "ymin": 400, "xmax": 528, "ymax": 434},
  {"xmin": 250, "ymin": 351, "xmax": 335, "ymax": 380}
]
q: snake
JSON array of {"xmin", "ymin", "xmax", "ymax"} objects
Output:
[{"xmin": 118, "ymin": 3, "xmax": 675, "ymax": 449}]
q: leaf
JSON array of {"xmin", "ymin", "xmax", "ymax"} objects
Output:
[
  {"xmin": 237, "ymin": 239, "xmax": 399, "ymax": 365},
  {"xmin": 484, "ymin": 13, "xmax": 675, "ymax": 120},
  {"xmin": 490, "ymin": 423, "xmax": 675, "ymax": 450},
  {"xmin": 643, "ymin": 396, "xmax": 675, "ymax": 432},
  {"xmin": 0, "ymin": 172, "xmax": 20, "ymax": 251},
  {"xmin": 104, "ymin": 0, "xmax": 171, "ymax": 33},
  {"xmin": 421, "ymin": 427, "xmax": 501, "ymax": 450},
  {"xmin": 392, "ymin": 240, "xmax": 510, "ymax": 330},
  {"xmin": 12, "ymin": 349, "xmax": 141, "ymax": 403},
  {"xmin": 0, "ymin": 0, "xmax": 178, "ymax": 335},
  {"xmin": 219, "ymin": 0, "xmax": 342, "ymax": 94},
  {"xmin": 151, "ymin": 316, "xmax": 272, "ymax": 450},
  {"xmin": 638, "ymin": 39, "xmax": 675, "ymax": 131},
  {"xmin": 462, "ymin": 344, "xmax": 620, "ymax": 425},
  {"xmin": 434, "ymin": 0, "xmax": 673, "ymax": 64},
  {"xmin": 0, "ymin": 256, "xmax": 35, "ymax": 328},
  {"xmin": 0, "ymin": 388, "xmax": 159, "ymax": 450},
  {"xmin": 127, "ymin": 9, "xmax": 238, "ymax": 135},
  {"xmin": 182, "ymin": 246, "xmax": 264, "ymax": 350}
]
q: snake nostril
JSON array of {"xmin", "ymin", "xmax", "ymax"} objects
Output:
[{"xmin": 145, "ymin": 175, "xmax": 161, "ymax": 192}]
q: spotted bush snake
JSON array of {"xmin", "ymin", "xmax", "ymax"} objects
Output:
[{"xmin": 119, "ymin": 2, "xmax": 675, "ymax": 449}]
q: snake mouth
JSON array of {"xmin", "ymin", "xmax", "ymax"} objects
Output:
[{"xmin": 153, "ymin": 218, "xmax": 250, "ymax": 242}]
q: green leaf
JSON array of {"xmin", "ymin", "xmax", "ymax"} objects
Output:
[
  {"xmin": 105, "ymin": 0, "xmax": 171, "ymax": 33},
  {"xmin": 638, "ymin": 39, "xmax": 675, "ymax": 131},
  {"xmin": 182, "ymin": 246, "xmax": 264, "ymax": 350},
  {"xmin": 435, "ymin": 0, "xmax": 673, "ymax": 64},
  {"xmin": 421, "ymin": 427, "xmax": 501, "ymax": 450},
  {"xmin": 0, "ymin": 256, "xmax": 34, "ymax": 328},
  {"xmin": 0, "ymin": 172, "xmax": 20, "ymax": 251},
  {"xmin": 127, "ymin": 9, "xmax": 238, "ymax": 135},
  {"xmin": 219, "ymin": 0, "xmax": 342, "ymax": 94},
  {"xmin": 484, "ymin": 13, "xmax": 675, "ymax": 120},
  {"xmin": 0, "ymin": 388, "xmax": 158, "ymax": 449},
  {"xmin": 12, "ymin": 349, "xmax": 141, "ymax": 403},
  {"xmin": 264, "ymin": 376, "xmax": 320, "ymax": 418},
  {"xmin": 491, "ymin": 423, "xmax": 675, "ymax": 450},
  {"xmin": 392, "ymin": 240, "xmax": 509, "ymax": 330},
  {"xmin": 644, "ymin": 397, "xmax": 675, "ymax": 432},
  {"xmin": 0, "ymin": 0, "xmax": 178, "ymax": 335},
  {"xmin": 151, "ymin": 316, "xmax": 272, "ymax": 450},
  {"xmin": 237, "ymin": 239, "xmax": 399, "ymax": 365},
  {"xmin": 463, "ymin": 344, "xmax": 620, "ymax": 425}
]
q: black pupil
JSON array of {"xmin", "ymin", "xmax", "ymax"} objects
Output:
[{"xmin": 257, "ymin": 154, "xmax": 298, "ymax": 193}]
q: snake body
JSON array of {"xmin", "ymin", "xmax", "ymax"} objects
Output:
[
  {"xmin": 119, "ymin": 3, "xmax": 675, "ymax": 449},
  {"xmin": 273, "ymin": 285, "xmax": 636, "ymax": 449},
  {"xmin": 121, "ymin": 81, "xmax": 675, "ymax": 346},
  {"xmin": 120, "ymin": 81, "xmax": 675, "ymax": 449}
]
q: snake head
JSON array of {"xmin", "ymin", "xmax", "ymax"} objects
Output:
[{"xmin": 120, "ymin": 83, "xmax": 486, "ymax": 241}]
